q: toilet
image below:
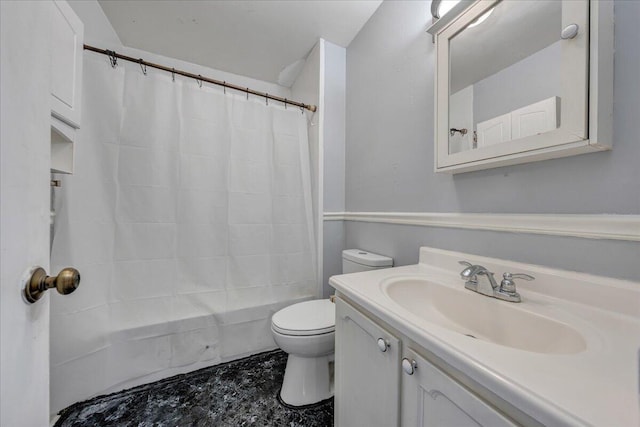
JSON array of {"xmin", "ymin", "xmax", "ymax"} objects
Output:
[{"xmin": 271, "ymin": 249, "xmax": 393, "ymax": 406}]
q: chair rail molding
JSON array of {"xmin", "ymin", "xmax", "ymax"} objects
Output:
[{"xmin": 323, "ymin": 212, "xmax": 640, "ymax": 242}]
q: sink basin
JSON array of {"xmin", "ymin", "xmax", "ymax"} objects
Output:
[{"xmin": 382, "ymin": 278, "xmax": 587, "ymax": 354}]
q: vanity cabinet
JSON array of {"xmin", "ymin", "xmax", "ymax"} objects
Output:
[
  {"xmin": 401, "ymin": 348, "xmax": 515, "ymax": 427},
  {"xmin": 50, "ymin": 0, "xmax": 83, "ymax": 173},
  {"xmin": 335, "ymin": 297, "xmax": 515, "ymax": 427},
  {"xmin": 334, "ymin": 298, "xmax": 401, "ymax": 427}
]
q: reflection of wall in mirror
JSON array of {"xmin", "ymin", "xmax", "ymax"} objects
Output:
[
  {"xmin": 449, "ymin": 85, "xmax": 473, "ymax": 154},
  {"xmin": 473, "ymin": 41, "xmax": 561, "ymax": 125}
]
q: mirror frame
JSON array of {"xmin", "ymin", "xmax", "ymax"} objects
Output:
[{"xmin": 433, "ymin": 0, "xmax": 613, "ymax": 174}]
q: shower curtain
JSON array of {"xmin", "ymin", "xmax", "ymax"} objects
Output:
[{"xmin": 50, "ymin": 54, "xmax": 316, "ymax": 412}]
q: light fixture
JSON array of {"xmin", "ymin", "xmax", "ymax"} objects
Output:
[
  {"xmin": 427, "ymin": 0, "xmax": 476, "ymax": 43},
  {"xmin": 467, "ymin": 7, "xmax": 494, "ymax": 28},
  {"xmin": 432, "ymin": 0, "xmax": 461, "ymax": 20}
]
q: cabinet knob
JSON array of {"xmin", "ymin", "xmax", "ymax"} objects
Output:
[
  {"xmin": 377, "ymin": 338, "xmax": 390, "ymax": 352},
  {"xmin": 23, "ymin": 266, "xmax": 80, "ymax": 304},
  {"xmin": 402, "ymin": 358, "xmax": 417, "ymax": 375},
  {"xmin": 561, "ymin": 23, "xmax": 579, "ymax": 40}
]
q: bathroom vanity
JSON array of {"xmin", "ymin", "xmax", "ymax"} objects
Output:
[{"xmin": 329, "ymin": 247, "xmax": 640, "ymax": 427}]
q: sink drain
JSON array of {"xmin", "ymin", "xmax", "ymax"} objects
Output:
[{"xmin": 464, "ymin": 334, "xmax": 477, "ymax": 339}]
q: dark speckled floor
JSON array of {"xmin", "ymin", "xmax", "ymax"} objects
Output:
[{"xmin": 55, "ymin": 350, "xmax": 333, "ymax": 427}]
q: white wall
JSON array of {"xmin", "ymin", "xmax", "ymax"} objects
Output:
[
  {"xmin": 68, "ymin": 0, "xmax": 122, "ymax": 47},
  {"xmin": 1, "ymin": 2, "xmax": 53, "ymax": 425},
  {"xmin": 288, "ymin": 39, "xmax": 347, "ymax": 299},
  {"xmin": 323, "ymin": 42, "xmax": 346, "ymax": 214},
  {"xmin": 322, "ymin": 41, "xmax": 346, "ymax": 297},
  {"xmin": 291, "ymin": 40, "xmax": 324, "ymax": 296}
]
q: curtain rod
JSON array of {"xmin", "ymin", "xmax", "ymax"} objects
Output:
[{"xmin": 83, "ymin": 44, "xmax": 317, "ymax": 113}]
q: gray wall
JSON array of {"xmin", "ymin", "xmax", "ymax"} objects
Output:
[{"xmin": 337, "ymin": 0, "xmax": 640, "ymax": 283}]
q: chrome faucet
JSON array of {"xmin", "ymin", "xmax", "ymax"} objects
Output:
[
  {"xmin": 459, "ymin": 261, "xmax": 498, "ymax": 296},
  {"xmin": 458, "ymin": 261, "xmax": 534, "ymax": 303}
]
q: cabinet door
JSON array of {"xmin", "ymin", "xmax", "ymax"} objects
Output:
[
  {"xmin": 401, "ymin": 349, "xmax": 516, "ymax": 427},
  {"xmin": 51, "ymin": 0, "xmax": 83, "ymax": 128},
  {"xmin": 335, "ymin": 298, "xmax": 401, "ymax": 427}
]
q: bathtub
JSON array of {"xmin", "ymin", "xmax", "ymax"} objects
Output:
[{"xmin": 50, "ymin": 296, "xmax": 313, "ymax": 414}]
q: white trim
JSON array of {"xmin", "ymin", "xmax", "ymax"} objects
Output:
[
  {"xmin": 588, "ymin": 0, "xmax": 614, "ymax": 150},
  {"xmin": 323, "ymin": 212, "xmax": 640, "ymax": 242}
]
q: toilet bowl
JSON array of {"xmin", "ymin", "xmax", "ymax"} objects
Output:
[
  {"xmin": 271, "ymin": 299, "xmax": 335, "ymax": 406},
  {"xmin": 272, "ymin": 249, "xmax": 393, "ymax": 407}
]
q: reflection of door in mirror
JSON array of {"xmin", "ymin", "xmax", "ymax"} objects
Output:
[
  {"xmin": 448, "ymin": 1, "xmax": 563, "ymax": 154},
  {"xmin": 449, "ymin": 85, "xmax": 474, "ymax": 153}
]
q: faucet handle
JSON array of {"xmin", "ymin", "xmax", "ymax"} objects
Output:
[
  {"xmin": 500, "ymin": 272, "xmax": 535, "ymax": 295},
  {"xmin": 506, "ymin": 272, "xmax": 535, "ymax": 281},
  {"xmin": 458, "ymin": 261, "xmax": 475, "ymax": 280}
]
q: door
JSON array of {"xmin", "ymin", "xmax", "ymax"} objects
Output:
[
  {"xmin": 335, "ymin": 298, "xmax": 401, "ymax": 427},
  {"xmin": 1, "ymin": 1, "xmax": 53, "ymax": 426},
  {"xmin": 401, "ymin": 349, "xmax": 516, "ymax": 427}
]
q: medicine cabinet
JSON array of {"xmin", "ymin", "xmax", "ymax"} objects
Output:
[{"xmin": 430, "ymin": 0, "xmax": 613, "ymax": 174}]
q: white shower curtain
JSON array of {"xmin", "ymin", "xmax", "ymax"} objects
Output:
[{"xmin": 50, "ymin": 54, "xmax": 316, "ymax": 412}]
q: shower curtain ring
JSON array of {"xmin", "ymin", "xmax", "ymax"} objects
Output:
[
  {"xmin": 223, "ymin": 82, "xmax": 226, "ymax": 94},
  {"xmin": 107, "ymin": 50, "xmax": 118, "ymax": 68},
  {"xmin": 284, "ymin": 99, "xmax": 287, "ymax": 109},
  {"xmin": 171, "ymin": 68, "xmax": 175, "ymax": 82},
  {"xmin": 246, "ymin": 88, "xmax": 249, "ymax": 100},
  {"xmin": 265, "ymin": 94, "xmax": 268, "ymax": 106},
  {"xmin": 196, "ymin": 75, "xmax": 203, "ymax": 88},
  {"xmin": 139, "ymin": 59, "xmax": 147, "ymax": 75}
]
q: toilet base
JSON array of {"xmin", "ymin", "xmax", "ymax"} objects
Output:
[{"xmin": 279, "ymin": 354, "xmax": 334, "ymax": 407}]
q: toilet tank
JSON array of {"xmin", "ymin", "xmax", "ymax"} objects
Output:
[{"xmin": 342, "ymin": 249, "xmax": 393, "ymax": 274}]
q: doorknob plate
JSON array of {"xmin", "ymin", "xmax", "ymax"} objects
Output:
[{"xmin": 23, "ymin": 267, "xmax": 48, "ymax": 303}]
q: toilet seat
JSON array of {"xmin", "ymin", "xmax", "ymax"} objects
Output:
[{"xmin": 272, "ymin": 299, "xmax": 335, "ymax": 336}]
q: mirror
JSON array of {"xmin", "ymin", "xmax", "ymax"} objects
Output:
[
  {"xmin": 433, "ymin": 0, "xmax": 612, "ymax": 174},
  {"xmin": 448, "ymin": 1, "xmax": 562, "ymax": 154}
]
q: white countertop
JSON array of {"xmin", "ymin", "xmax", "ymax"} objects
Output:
[{"xmin": 329, "ymin": 247, "xmax": 640, "ymax": 426}]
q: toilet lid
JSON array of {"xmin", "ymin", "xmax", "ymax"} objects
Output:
[{"xmin": 272, "ymin": 299, "xmax": 335, "ymax": 336}]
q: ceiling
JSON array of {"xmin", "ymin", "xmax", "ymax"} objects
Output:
[{"xmin": 98, "ymin": 0, "xmax": 382, "ymax": 86}]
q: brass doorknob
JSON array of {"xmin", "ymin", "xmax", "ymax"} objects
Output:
[{"xmin": 23, "ymin": 266, "xmax": 80, "ymax": 304}]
